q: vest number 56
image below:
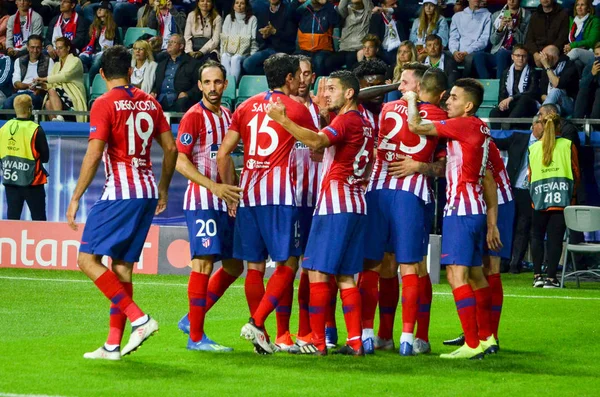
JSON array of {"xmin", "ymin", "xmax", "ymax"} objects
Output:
[
  {"xmin": 3, "ymin": 169, "xmax": 18, "ymax": 182},
  {"xmin": 544, "ymin": 192, "xmax": 562, "ymax": 204}
]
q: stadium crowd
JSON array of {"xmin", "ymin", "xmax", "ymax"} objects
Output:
[{"xmin": 0, "ymin": 0, "xmax": 598, "ymax": 119}]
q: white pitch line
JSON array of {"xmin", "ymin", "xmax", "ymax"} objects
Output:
[
  {"xmin": 0, "ymin": 393, "xmax": 70, "ymax": 397},
  {"xmin": 2, "ymin": 275, "xmax": 599, "ymax": 300}
]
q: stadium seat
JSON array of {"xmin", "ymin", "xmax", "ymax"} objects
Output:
[
  {"xmin": 561, "ymin": 206, "xmax": 600, "ymax": 287},
  {"xmin": 477, "ymin": 79, "xmax": 500, "ymax": 119},
  {"xmin": 222, "ymin": 75, "xmax": 236, "ymax": 110},
  {"xmin": 236, "ymin": 75, "xmax": 269, "ymax": 107},
  {"xmin": 333, "ymin": 28, "xmax": 341, "ymax": 52},
  {"xmin": 521, "ymin": 0, "xmax": 540, "ymax": 8},
  {"xmin": 83, "ymin": 73, "xmax": 90, "ymax": 101},
  {"xmin": 313, "ymin": 76, "xmax": 323, "ymax": 95},
  {"xmin": 88, "ymin": 74, "xmax": 108, "ymax": 107},
  {"xmin": 123, "ymin": 28, "xmax": 158, "ymax": 48},
  {"xmin": 42, "ymin": 26, "xmax": 47, "ymax": 39}
]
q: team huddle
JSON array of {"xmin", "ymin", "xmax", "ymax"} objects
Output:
[{"xmin": 67, "ymin": 45, "xmax": 513, "ymax": 361}]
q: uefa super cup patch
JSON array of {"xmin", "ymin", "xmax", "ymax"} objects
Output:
[
  {"xmin": 439, "ymin": 120, "xmax": 446, "ymax": 125},
  {"xmin": 90, "ymin": 126, "xmax": 96, "ymax": 133},
  {"xmin": 324, "ymin": 126, "xmax": 338, "ymax": 136},
  {"xmin": 179, "ymin": 133, "xmax": 193, "ymax": 146}
]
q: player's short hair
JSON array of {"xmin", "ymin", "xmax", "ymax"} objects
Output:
[
  {"xmin": 27, "ymin": 34, "xmax": 43, "ymax": 45},
  {"xmin": 264, "ymin": 54, "xmax": 300, "ymax": 90},
  {"xmin": 100, "ymin": 45, "xmax": 132, "ymax": 80},
  {"xmin": 421, "ymin": 68, "xmax": 448, "ymax": 95},
  {"xmin": 13, "ymin": 94, "xmax": 32, "ymax": 117},
  {"xmin": 425, "ymin": 34, "xmax": 442, "ymax": 46},
  {"xmin": 512, "ymin": 44, "xmax": 527, "ymax": 54},
  {"xmin": 402, "ymin": 62, "xmax": 429, "ymax": 81},
  {"xmin": 329, "ymin": 70, "xmax": 360, "ymax": 102},
  {"xmin": 454, "ymin": 78, "xmax": 484, "ymax": 114},
  {"xmin": 353, "ymin": 58, "xmax": 388, "ymax": 80},
  {"xmin": 198, "ymin": 60, "xmax": 226, "ymax": 81}
]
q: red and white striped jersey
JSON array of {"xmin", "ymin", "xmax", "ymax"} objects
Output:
[
  {"xmin": 315, "ymin": 110, "xmax": 374, "ymax": 215},
  {"xmin": 89, "ymin": 86, "xmax": 170, "ymax": 201},
  {"xmin": 293, "ymin": 101, "xmax": 323, "ymax": 207},
  {"xmin": 368, "ymin": 100, "xmax": 447, "ymax": 203},
  {"xmin": 230, "ymin": 91, "xmax": 317, "ymax": 207},
  {"xmin": 487, "ymin": 140, "xmax": 513, "ymax": 205},
  {"xmin": 176, "ymin": 102, "xmax": 232, "ymax": 211},
  {"xmin": 433, "ymin": 116, "xmax": 491, "ymax": 216},
  {"xmin": 358, "ymin": 104, "xmax": 379, "ymax": 135}
]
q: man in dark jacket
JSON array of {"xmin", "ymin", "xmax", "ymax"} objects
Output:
[
  {"xmin": 523, "ymin": 0, "xmax": 569, "ymax": 67},
  {"xmin": 44, "ymin": 0, "xmax": 88, "ymax": 58},
  {"xmin": 242, "ymin": 0, "xmax": 297, "ymax": 75},
  {"xmin": 489, "ymin": 45, "xmax": 539, "ymax": 130},
  {"xmin": 538, "ymin": 45, "xmax": 579, "ymax": 116},
  {"xmin": 150, "ymin": 34, "xmax": 199, "ymax": 113},
  {"xmin": 422, "ymin": 34, "xmax": 459, "ymax": 88},
  {"xmin": 573, "ymin": 43, "xmax": 600, "ymax": 125}
]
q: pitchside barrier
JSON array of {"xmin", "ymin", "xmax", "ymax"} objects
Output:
[{"xmin": 1, "ymin": 116, "xmax": 599, "ymax": 282}]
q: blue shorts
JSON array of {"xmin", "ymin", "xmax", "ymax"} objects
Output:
[
  {"xmin": 297, "ymin": 206, "xmax": 315, "ymax": 254},
  {"xmin": 185, "ymin": 209, "xmax": 234, "ymax": 261},
  {"xmin": 80, "ymin": 199, "xmax": 158, "ymax": 263},
  {"xmin": 303, "ymin": 213, "xmax": 366, "ymax": 275},
  {"xmin": 485, "ymin": 200, "xmax": 515, "ymax": 259},
  {"xmin": 364, "ymin": 189, "xmax": 426, "ymax": 264},
  {"xmin": 422, "ymin": 201, "xmax": 436, "ymax": 257},
  {"xmin": 441, "ymin": 214, "xmax": 486, "ymax": 267},
  {"xmin": 233, "ymin": 205, "xmax": 300, "ymax": 262}
]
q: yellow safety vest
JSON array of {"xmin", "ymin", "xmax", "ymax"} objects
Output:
[{"xmin": 0, "ymin": 119, "xmax": 44, "ymax": 186}]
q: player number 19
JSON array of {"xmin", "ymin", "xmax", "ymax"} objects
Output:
[{"xmin": 126, "ymin": 112, "xmax": 154, "ymax": 156}]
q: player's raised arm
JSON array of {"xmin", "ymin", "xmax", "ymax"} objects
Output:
[
  {"xmin": 358, "ymin": 82, "xmax": 400, "ymax": 102},
  {"xmin": 66, "ymin": 139, "xmax": 105, "ymax": 230},
  {"xmin": 216, "ymin": 129, "xmax": 241, "ymax": 186},
  {"xmin": 404, "ymin": 91, "xmax": 438, "ymax": 136},
  {"xmin": 267, "ymin": 97, "xmax": 331, "ymax": 151},
  {"xmin": 483, "ymin": 168, "xmax": 502, "ymax": 252},
  {"xmin": 154, "ymin": 130, "xmax": 178, "ymax": 215}
]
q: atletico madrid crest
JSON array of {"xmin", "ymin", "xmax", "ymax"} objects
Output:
[{"xmin": 202, "ymin": 237, "xmax": 211, "ymax": 248}]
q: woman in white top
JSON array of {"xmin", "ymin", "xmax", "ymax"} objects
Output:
[
  {"xmin": 130, "ymin": 40, "xmax": 158, "ymax": 94},
  {"xmin": 409, "ymin": 0, "xmax": 449, "ymax": 61},
  {"xmin": 220, "ymin": 0, "xmax": 257, "ymax": 85}
]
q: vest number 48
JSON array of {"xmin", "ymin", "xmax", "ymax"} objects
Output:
[
  {"xmin": 3, "ymin": 169, "xmax": 18, "ymax": 182},
  {"xmin": 544, "ymin": 192, "xmax": 562, "ymax": 204}
]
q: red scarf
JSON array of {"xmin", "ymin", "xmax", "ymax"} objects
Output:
[
  {"xmin": 82, "ymin": 26, "xmax": 105, "ymax": 55},
  {"xmin": 54, "ymin": 12, "xmax": 79, "ymax": 44},
  {"xmin": 12, "ymin": 9, "xmax": 32, "ymax": 50}
]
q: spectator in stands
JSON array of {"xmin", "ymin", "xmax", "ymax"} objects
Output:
[
  {"xmin": 36, "ymin": 37, "xmax": 87, "ymax": 121},
  {"xmin": 130, "ymin": 39, "xmax": 157, "ymax": 92},
  {"xmin": 45, "ymin": 0, "xmax": 87, "ymax": 60},
  {"xmin": 0, "ymin": 94, "xmax": 49, "ymax": 221},
  {"xmin": 524, "ymin": 0, "xmax": 569, "ymax": 68},
  {"xmin": 3, "ymin": 34, "xmax": 52, "ymax": 111},
  {"xmin": 356, "ymin": 33, "xmax": 382, "ymax": 63},
  {"xmin": 151, "ymin": 33, "xmax": 198, "ymax": 113},
  {"xmin": 482, "ymin": 0, "xmax": 531, "ymax": 79},
  {"xmin": 148, "ymin": 0, "xmax": 185, "ymax": 56},
  {"xmin": 324, "ymin": 0, "xmax": 373, "ymax": 74},
  {"xmin": 489, "ymin": 45, "xmax": 538, "ymax": 129},
  {"xmin": 292, "ymin": 0, "xmax": 339, "ymax": 77},
  {"xmin": 182, "ymin": 0, "xmax": 220, "ymax": 63},
  {"xmin": 423, "ymin": 33, "xmax": 459, "ymax": 88},
  {"xmin": 110, "ymin": 0, "xmax": 144, "ymax": 28},
  {"xmin": 538, "ymin": 44, "xmax": 579, "ymax": 116},
  {"xmin": 388, "ymin": 40, "xmax": 417, "ymax": 83},
  {"xmin": 564, "ymin": 0, "xmax": 600, "ymax": 70},
  {"xmin": 369, "ymin": 0, "xmax": 405, "ymax": 66},
  {"xmin": 242, "ymin": 0, "xmax": 296, "ymax": 75},
  {"xmin": 409, "ymin": 0, "xmax": 449, "ymax": 61},
  {"xmin": 220, "ymin": 0, "xmax": 257, "ymax": 86},
  {"xmin": 0, "ymin": 53, "xmax": 12, "ymax": 106},
  {"xmin": 448, "ymin": 0, "xmax": 491, "ymax": 78},
  {"xmin": 573, "ymin": 42, "xmax": 600, "ymax": 122},
  {"xmin": 38, "ymin": 0, "xmax": 61, "ymax": 26},
  {"xmin": 0, "ymin": 2, "xmax": 9, "ymax": 50},
  {"xmin": 136, "ymin": 0, "xmax": 155, "ymax": 28},
  {"xmin": 6, "ymin": 0, "xmax": 43, "ymax": 58},
  {"xmin": 79, "ymin": 2, "xmax": 121, "ymax": 83}
]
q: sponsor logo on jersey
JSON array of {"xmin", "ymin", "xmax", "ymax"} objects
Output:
[
  {"xmin": 131, "ymin": 157, "xmax": 148, "ymax": 168},
  {"xmin": 179, "ymin": 133, "xmax": 193, "ymax": 146}
]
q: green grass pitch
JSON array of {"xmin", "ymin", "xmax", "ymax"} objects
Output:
[{"xmin": 1, "ymin": 268, "xmax": 599, "ymax": 397}]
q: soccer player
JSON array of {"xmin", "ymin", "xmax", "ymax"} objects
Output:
[
  {"xmin": 364, "ymin": 65, "xmax": 448, "ymax": 356},
  {"xmin": 405, "ymin": 78, "xmax": 502, "ymax": 359},
  {"xmin": 216, "ymin": 54, "xmax": 317, "ymax": 354},
  {"xmin": 268, "ymin": 70, "xmax": 375, "ymax": 356},
  {"xmin": 174, "ymin": 61, "xmax": 245, "ymax": 351},
  {"xmin": 66, "ymin": 45, "xmax": 177, "ymax": 360}
]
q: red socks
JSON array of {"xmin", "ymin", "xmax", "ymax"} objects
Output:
[
  {"xmin": 377, "ymin": 276, "xmax": 399, "ymax": 340},
  {"xmin": 297, "ymin": 271, "xmax": 311, "ymax": 338},
  {"xmin": 188, "ymin": 271, "xmax": 209, "ymax": 342},
  {"xmin": 106, "ymin": 282, "xmax": 132, "ymax": 346},
  {"xmin": 401, "ymin": 274, "xmax": 419, "ymax": 333},
  {"xmin": 275, "ymin": 281, "xmax": 293, "ymax": 338},
  {"xmin": 357, "ymin": 270, "xmax": 379, "ymax": 329},
  {"xmin": 206, "ymin": 268, "xmax": 238, "ymax": 312},
  {"xmin": 452, "ymin": 284, "xmax": 479, "ymax": 348},
  {"xmin": 325, "ymin": 277, "xmax": 338, "ymax": 329},
  {"xmin": 486, "ymin": 273, "xmax": 503, "ymax": 339},
  {"xmin": 244, "ymin": 269, "xmax": 265, "ymax": 316},
  {"xmin": 474, "ymin": 286, "xmax": 493, "ymax": 341},
  {"xmin": 94, "ymin": 270, "xmax": 144, "ymax": 323},
  {"xmin": 308, "ymin": 282, "xmax": 330, "ymax": 351},
  {"xmin": 340, "ymin": 287, "xmax": 362, "ymax": 351},
  {"xmin": 253, "ymin": 266, "xmax": 295, "ymax": 328},
  {"xmin": 415, "ymin": 274, "xmax": 432, "ymax": 342}
]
